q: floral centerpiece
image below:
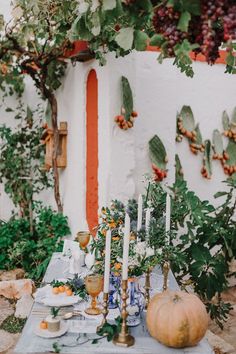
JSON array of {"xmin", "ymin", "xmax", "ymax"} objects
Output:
[{"xmin": 91, "ymin": 199, "xmax": 161, "ymax": 278}]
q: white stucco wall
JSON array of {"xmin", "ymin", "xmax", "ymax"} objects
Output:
[{"xmin": 1, "ymin": 2, "xmax": 235, "ymax": 233}]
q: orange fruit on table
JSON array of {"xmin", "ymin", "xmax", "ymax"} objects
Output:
[
  {"xmin": 40, "ymin": 320, "xmax": 48, "ymax": 330},
  {"xmin": 64, "ymin": 285, "xmax": 70, "ymax": 291},
  {"xmin": 114, "ymin": 263, "xmax": 121, "ymax": 270},
  {"xmin": 66, "ymin": 289, "xmax": 73, "ymax": 296},
  {"xmin": 52, "ymin": 287, "xmax": 59, "ymax": 294},
  {"xmin": 59, "ymin": 285, "xmax": 65, "ymax": 293}
]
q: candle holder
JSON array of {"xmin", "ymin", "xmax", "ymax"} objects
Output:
[
  {"xmin": 162, "ymin": 261, "xmax": 170, "ymax": 291},
  {"xmin": 144, "ymin": 268, "xmax": 151, "ymax": 310},
  {"xmin": 113, "ymin": 280, "xmax": 135, "ymax": 347},
  {"xmin": 97, "ymin": 292, "xmax": 109, "ymax": 332}
]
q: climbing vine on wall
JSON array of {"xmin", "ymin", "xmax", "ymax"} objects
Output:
[{"xmin": 176, "ymin": 106, "xmax": 236, "ymax": 179}]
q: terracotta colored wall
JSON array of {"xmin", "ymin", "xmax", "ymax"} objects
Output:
[{"xmin": 86, "ymin": 69, "xmax": 99, "ymax": 234}]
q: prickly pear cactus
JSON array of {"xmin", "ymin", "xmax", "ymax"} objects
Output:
[
  {"xmin": 175, "ymin": 154, "xmax": 184, "ymax": 181},
  {"xmin": 114, "ymin": 76, "xmax": 138, "ymax": 130},
  {"xmin": 177, "ymin": 106, "xmax": 196, "ymax": 141},
  {"xmin": 201, "ymin": 140, "xmax": 212, "ymax": 179},
  {"xmin": 149, "ymin": 135, "xmax": 168, "ymax": 182},
  {"xmin": 223, "ymin": 140, "xmax": 236, "ymax": 176},
  {"xmin": 223, "ymin": 107, "xmax": 236, "ymax": 142},
  {"xmin": 212, "ymin": 129, "xmax": 224, "ymax": 160}
]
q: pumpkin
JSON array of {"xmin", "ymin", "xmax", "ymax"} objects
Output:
[{"xmin": 146, "ymin": 290, "xmax": 209, "ymax": 348}]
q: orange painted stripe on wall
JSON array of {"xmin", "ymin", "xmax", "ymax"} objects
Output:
[
  {"xmin": 86, "ymin": 69, "xmax": 99, "ymax": 235},
  {"xmin": 146, "ymin": 45, "xmax": 227, "ymax": 64}
]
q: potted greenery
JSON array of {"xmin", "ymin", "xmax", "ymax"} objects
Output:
[{"xmin": 46, "ymin": 307, "xmax": 60, "ymax": 332}]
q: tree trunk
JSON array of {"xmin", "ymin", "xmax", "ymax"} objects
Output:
[{"xmin": 47, "ymin": 93, "xmax": 63, "ymax": 213}]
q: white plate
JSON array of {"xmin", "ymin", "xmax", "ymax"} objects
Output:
[
  {"xmin": 34, "ymin": 285, "xmax": 81, "ymax": 307},
  {"xmin": 34, "ymin": 320, "xmax": 69, "ymax": 338}
]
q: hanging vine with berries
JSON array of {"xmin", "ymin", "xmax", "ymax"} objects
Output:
[
  {"xmin": 114, "ymin": 76, "xmax": 138, "ymax": 130},
  {"xmin": 176, "ymin": 105, "xmax": 236, "ymax": 179},
  {"xmin": 68, "ymin": 0, "xmax": 236, "ymax": 78}
]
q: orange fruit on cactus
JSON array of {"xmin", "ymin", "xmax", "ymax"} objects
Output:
[
  {"xmin": 66, "ymin": 289, "xmax": 73, "ymax": 296},
  {"xmin": 146, "ymin": 290, "xmax": 208, "ymax": 348}
]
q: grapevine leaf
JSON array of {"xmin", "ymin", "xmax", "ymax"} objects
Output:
[
  {"xmin": 180, "ymin": 105, "xmax": 195, "ymax": 131},
  {"xmin": 177, "ymin": 11, "xmax": 191, "ymax": 32},
  {"xmin": 204, "ymin": 140, "xmax": 212, "ymax": 177},
  {"xmin": 213, "ymin": 129, "xmax": 223, "ymax": 155},
  {"xmin": 115, "ymin": 27, "xmax": 134, "ymax": 51},
  {"xmin": 134, "ymin": 30, "xmax": 149, "ymax": 51},
  {"xmin": 121, "ymin": 76, "xmax": 133, "ymax": 120},
  {"xmin": 102, "ymin": 0, "xmax": 116, "ymax": 10},
  {"xmin": 139, "ymin": 0, "xmax": 153, "ymax": 12},
  {"xmin": 182, "ymin": 0, "xmax": 201, "ymax": 15},
  {"xmin": 222, "ymin": 111, "xmax": 230, "ymax": 130},
  {"xmin": 149, "ymin": 135, "xmax": 167, "ymax": 170},
  {"xmin": 149, "ymin": 34, "xmax": 165, "ymax": 47}
]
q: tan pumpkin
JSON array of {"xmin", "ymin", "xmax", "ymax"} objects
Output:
[{"xmin": 146, "ymin": 290, "xmax": 209, "ymax": 348}]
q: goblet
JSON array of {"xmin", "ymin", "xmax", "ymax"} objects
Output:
[
  {"xmin": 85, "ymin": 274, "xmax": 103, "ymax": 315},
  {"xmin": 75, "ymin": 231, "xmax": 90, "ymax": 250}
]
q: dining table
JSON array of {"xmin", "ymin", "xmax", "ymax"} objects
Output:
[{"xmin": 14, "ymin": 252, "xmax": 214, "ymax": 354}]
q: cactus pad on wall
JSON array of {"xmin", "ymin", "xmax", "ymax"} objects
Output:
[{"xmin": 149, "ymin": 135, "xmax": 168, "ymax": 182}]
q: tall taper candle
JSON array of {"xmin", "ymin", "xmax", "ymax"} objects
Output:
[
  {"xmin": 137, "ymin": 194, "xmax": 143, "ymax": 231},
  {"xmin": 122, "ymin": 213, "xmax": 130, "ymax": 280},
  {"xmin": 103, "ymin": 229, "xmax": 111, "ymax": 293},
  {"xmin": 145, "ymin": 208, "xmax": 151, "ymax": 235},
  {"xmin": 165, "ymin": 193, "xmax": 171, "ymax": 241}
]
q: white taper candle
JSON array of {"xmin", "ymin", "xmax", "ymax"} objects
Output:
[
  {"xmin": 103, "ymin": 229, "xmax": 111, "ymax": 293},
  {"xmin": 122, "ymin": 213, "xmax": 130, "ymax": 280},
  {"xmin": 165, "ymin": 193, "xmax": 171, "ymax": 242},
  {"xmin": 145, "ymin": 208, "xmax": 151, "ymax": 236},
  {"xmin": 137, "ymin": 194, "xmax": 143, "ymax": 231}
]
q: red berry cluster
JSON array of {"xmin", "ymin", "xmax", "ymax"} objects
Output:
[
  {"xmin": 152, "ymin": 164, "xmax": 167, "ymax": 182},
  {"xmin": 114, "ymin": 110, "xmax": 138, "ymax": 130},
  {"xmin": 153, "ymin": 1, "xmax": 236, "ymax": 64}
]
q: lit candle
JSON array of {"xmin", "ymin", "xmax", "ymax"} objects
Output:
[
  {"xmin": 103, "ymin": 229, "xmax": 111, "ymax": 293},
  {"xmin": 122, "ymin": 213, "xmax": 130, "ymax": 280},
  {"xmin": 165, "ymin": 193, "xmax": 171, "ymax": 241},
  {"xmin": 137, "ymin": 194, "xmax": 143, "ymax": 231},
  {"xmin": 145, "ymin": 208, "xmax": 151, "ymax": 236}
]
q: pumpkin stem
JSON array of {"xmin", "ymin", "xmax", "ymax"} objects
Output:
[{"xmin": 173, "ymin": 294, "xmax": 181, "ymax": 303}]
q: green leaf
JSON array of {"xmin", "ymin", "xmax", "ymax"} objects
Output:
[
  {"xmin": 115, "ymin": 27, "xmax": 134, "ymax": 51},
  {"xmin": 149, "ymin": 34, "xmax": 164, "ymax": 47},
  {"xmin": 182, "ymin": 0, "xmax": 201, "ymax": 15},
  {"xmin": 102, "ymin": 0, "xmax": 116, "ymax": 10},
  {"xmin": 134, "ymin": 30, "xmax": 149, "ymax": 51},
  {"xmin": 121, "ymin": 76, "xmax": 133, "ymax": 120},
  {"xmin": 214, "ymin": 191, "xmax": 228, "ymax": 199},
  {"xmin": 177, "ymin": 11, "xmax": 191, "ymax": 32}
]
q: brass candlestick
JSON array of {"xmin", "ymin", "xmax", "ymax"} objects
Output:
[
  {"xmin": 162, "ymin": 261, "xmax": 170, "ymax": 291},
  {"xmin": 97, "ymin": 292, "xmax": 109, "ymax": 332},
  {"xmin": 113, "ymin": 280, "xmax": 135, "ymax": 347},
  {"xmin": 144, "ymin": 268, "xmax": 151, "ymax": 310}
]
